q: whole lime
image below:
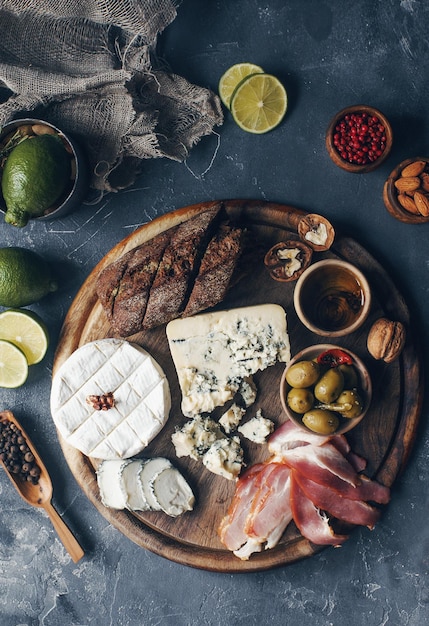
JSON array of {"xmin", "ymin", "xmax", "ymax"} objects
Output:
[
  {"xmin": 2, "ymin": 134, "xmax": 71, "ymax": 227},
  {"xmin": 0, "ymin": 247, "xmax": 58, "ymax": 307}
]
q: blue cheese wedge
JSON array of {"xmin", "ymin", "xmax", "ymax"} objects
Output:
[
  {"xmin": 166, "ymin": 304, "xmax": 290, "ymax": 418},
  {"xmin": 237, "ymin": 409, "xmax": 274, "ymax": 443},
  {"xmin": 50, "ymin": 338, "xmax": 171, "ymax": 459}
]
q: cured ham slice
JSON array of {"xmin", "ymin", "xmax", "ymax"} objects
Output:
[
  {"xmin": 268, "ymin": 419, "xmax": 332, "ymax": 453},
  {"xmin": 245, "ymin": 463, "xmax": 292, "ymax": 548},
  {"xmin": 294, "ymin": 473, "xmax": 381, "ymax": 529},
  {"xmin": 219, "ymin": 463, "xmax": 266, "ymax": 552},
  {"xmin": 290, "ymin": 471, "xmax": 349, "ymax": 546},
  {"xmin": 220, "ymin": 462, "xmax": 292, "ymax": 560},
  {"xmin": 277, "ymin": 442, "xmax": 361, "ymax": 486}
]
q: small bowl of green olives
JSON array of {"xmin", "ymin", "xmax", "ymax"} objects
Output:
[{"xmin": 280, "ymin": 344, "xmax": 372, "ymax": 436}]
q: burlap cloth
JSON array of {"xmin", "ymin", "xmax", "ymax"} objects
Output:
[{"xmin": 0, "ymin": 0, "xmax": 223, "ymax": 194}]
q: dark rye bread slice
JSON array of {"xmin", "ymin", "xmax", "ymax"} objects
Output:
[
  {"xmin": 96, "ymin": 230, "xmax": 172, "ymax": 336},
  {"xmin": 142, "ymin": 203, "xmax": 222, "ymax": 329},
  {"xmin": 182, "ymin": 223, "xmax": 246, "ymax": 317}
]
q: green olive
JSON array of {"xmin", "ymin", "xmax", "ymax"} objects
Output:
[
  {"xmin": 287, "ymin": 387, "xmax": 314, "ymax": 414},
  {"xmin": 336, "ymin": 389, "xmax": 364, "ymax": 418},
  {"xmin": 314, "ymin": 367, "xmax": 344, "ymax": 403},
  {"xmin": 302, "ymin": 409, "xmax": 339, "ymax": 435},
  {"xmin": 338, "ymin": 364, "xmax": 359, "ymax": 389},
  {"xmin": 285, "ymin": 360, "xmax": 320, "ymax": 388}
]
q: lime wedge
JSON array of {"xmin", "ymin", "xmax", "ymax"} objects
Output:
[
  {"xmin": 218, "ymin": 63, "xmax": 264, "ymax": 109},
  {"xmin": 230, "ymin": 73, "xmax": 288, "ymax": 134},
  {"xmin": 0, "ymin": 339, "xmax": 28, "ymax": 388},
  {"xmin": 0, "ymin": 309, "xmax": 49, "ymax": 365}
]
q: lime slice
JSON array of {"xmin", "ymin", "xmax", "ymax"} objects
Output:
[
  {"xmin": 0, "ymin": 309, "xmax": 49, "ymax": 365},
  {"xmin": 218, "ymin": 63, "xmax": 264, "ymax": 109},
  {"xmin": 0, "ymin": 339, "xmax": 28, "ymax": 388},
  {"xmin": 230, "ymin": 73, "xmax": 288, "ymax": 134}
]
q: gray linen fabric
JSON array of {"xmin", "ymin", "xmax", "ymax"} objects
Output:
[{"xmin": 0, "ymin": 0, "xmax": 223, "ymax": 193}]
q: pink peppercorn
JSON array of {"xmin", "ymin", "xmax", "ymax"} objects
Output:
[{"xmin": 332, "ymin": 111, "xmax": 387, "ymax": 165}]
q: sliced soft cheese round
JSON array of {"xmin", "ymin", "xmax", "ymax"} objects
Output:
[
  {"xmin": 151, "ymin": 467, "xmax": 195, "ymax": 517},
  {"xmin": 50, "ymin": 338, "xmax": 171, "ymax": 459},
  {"xmin": 121, "ymin": 459, "xmax": 150, "ymax": 511},
  {"xmin": 96, "ymin": 459, "xmax": 130, "ymax": 508},
  {"xmin": 139, "ymin": 457, "xmax": 173, "ymax": 511}
]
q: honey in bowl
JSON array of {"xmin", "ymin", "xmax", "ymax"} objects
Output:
[{"xmin": 293, "ymin": 259, "xmax": 371, "ymax": 337}]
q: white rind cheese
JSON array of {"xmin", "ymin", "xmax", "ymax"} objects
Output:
[
  {"xmin": 166, "ymin": 304, "xmax": 290, "ymax": 418},
  {"xmin": 97, "ymin": 457, "xmax": 195, "ymax": 517},
  {"xmin": 50, "ymin": 338, "xmax": 171, "ymax": 459}
]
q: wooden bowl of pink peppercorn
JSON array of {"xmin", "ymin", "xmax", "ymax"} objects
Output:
[{"xmin": 325, "ymin": 105, "xmax": 393, "ymax": 173}]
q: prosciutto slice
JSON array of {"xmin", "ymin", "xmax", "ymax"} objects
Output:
[
  {"xmin": 294, "ymin": 473, "xmax": 381, "ymax": 528},
  {"xmin": 219, "ymin": 463, "xmax": 267, "ymax": 552},
  {"xmin": 277, "ymin": 442, "xmax": 361, "ymax": 486},
  {"xmin": 290, "ymin": 471, "xmax": 349, "ymax": 546},
  {"xmin": 268, "ymin": 420, "xmax": 332, "ymax": 453}
]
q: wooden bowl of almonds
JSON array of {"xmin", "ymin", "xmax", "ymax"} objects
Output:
[{"xmin": 383, "ymin": 157, "xmax": 429, "ymax": 223}]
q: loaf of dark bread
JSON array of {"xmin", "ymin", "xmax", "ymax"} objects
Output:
[{"xmin": 96, "ymin": 203, "xmax": 247, "ymax": 336}]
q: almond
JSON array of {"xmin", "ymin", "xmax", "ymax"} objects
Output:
[
  {"xmin": 413, "ymin": 191, "xmax": 429, "ymax": 217},
  {"xmin": 394, "ymin": 176, "xmax": 421, "ymax": 192},
  {"xmin": 420, "ymin": 172, "xmax": 429, "ymax": 192},
  {"xmin": 397, "ymin": 193, "xmax": 420, "ymax": 214},
  {"xmin": 401, "ymin": 160, "xmax": 427, "ymax": 177}
]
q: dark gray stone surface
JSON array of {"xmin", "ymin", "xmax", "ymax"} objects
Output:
[{"xmin": 1, "ymin": 1, "xmax": 428, "ymax": 624}]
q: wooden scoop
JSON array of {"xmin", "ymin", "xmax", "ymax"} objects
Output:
[{"xmin": 0, "ymin": 410, "xmax": 84, "ymax": 563}]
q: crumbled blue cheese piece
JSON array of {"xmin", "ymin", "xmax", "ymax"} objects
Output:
[
  {"xmin": 202, "ymin": 436, "xmax": 243, "ymax": 480},
  {"xmin": 238, "ymin": 377, "xmax": 257, "ymax": 408},
  {"xmin": 237, "ymin": 409, "xmax": 274, "ymax": 444},
  {"xmin": 219, "ymin": 403, "xmax": 246, "ymax": 434},
  {"xmin": 166, "ymin": 304, "xmax": 290, "ymax": 418},
  {"xmin": 171, "ymin": 416, "xmax": 244, "ymax": 480}
]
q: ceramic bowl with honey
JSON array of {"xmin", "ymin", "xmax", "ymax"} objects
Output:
[{"xmin": 293, "ymin": 259, "xmax": 371, "ymax": 337}]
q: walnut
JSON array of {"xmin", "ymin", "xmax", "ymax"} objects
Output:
[
  {"xmin": 86, "ymin": 392, "xmax": 115, "ymax": 411},
  {"xmin": 367, "ymin": 318, "xmax": 406, "ymax": 363},
  {"xmin": 297, "ymin": 214, "xmax": 335, "ymax": 251},
  {"xmin": 264, "ymin": 240, "xmax": 312, "ymax": 282}
]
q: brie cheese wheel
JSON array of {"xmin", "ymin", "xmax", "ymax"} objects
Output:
[
  {"xmin": 50, "ymin": 338, "xmax": 171, "ymax": 459},
  {"xmin": 166, "ymin": 304, "xmax": 291, "ymax": 417}
]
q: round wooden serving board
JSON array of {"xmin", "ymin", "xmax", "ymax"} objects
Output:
[{"xmin": 53, "ymin": 200, "xmax": 423, "ymax": 572}]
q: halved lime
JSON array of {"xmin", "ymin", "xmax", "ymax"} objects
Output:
[
  {"xmin": 0, "ymin": 309, "xmax": 49, "ymax": 365},
  {"xmin": 218, "ymin": 63, "xmax": 264, "ymax": 109},
  {"xmin": 230, "ymin": 73, "xmax": 288, "ymax": 134},
  {"xmin": 0, "ymin": 339, "xmax": 28, "ymax": 388}
]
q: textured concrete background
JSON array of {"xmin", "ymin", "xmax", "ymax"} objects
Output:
[{"xmin": 1, "ymin": 1, "xmax": 428, "ymax": 624}]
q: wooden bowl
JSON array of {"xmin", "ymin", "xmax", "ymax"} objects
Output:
[
  {"xmin": 293, "ymin": 259, "xmax": 372, "ymax": 337},
  {"xmin": 280, "ymin": 344, "xmax": 372, "ymax": 437},
  {"xmin": 383, "ymin": 157, "xmax": 429, "ymax": 224},
  {"xmin": 326, "ymin": 105, "xmax": 393, "ymax": 173}
]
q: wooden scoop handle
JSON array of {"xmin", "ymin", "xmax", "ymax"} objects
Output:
[{"xmin": 44, "ymin": 501, "xmax": 84, "ymax": 563}]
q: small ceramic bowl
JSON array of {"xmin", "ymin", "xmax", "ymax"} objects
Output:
[
  {"xmin": 383, "ymin": 157, "xmax": 429, "ymax": 224},
  {"xmin": 280, "ymin": 343, "xmax": 372, "ymax": 437},
  {"xmin": 294, "ymin": 259, "xmax": 371, "ymax": 337},
  {"xmin": 0, "ymin": 118, "xmax": 88, "ymax": 223},
  {"xmin": 326, "ymin": 105, "xmax": 393, "ymax": 173}
]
